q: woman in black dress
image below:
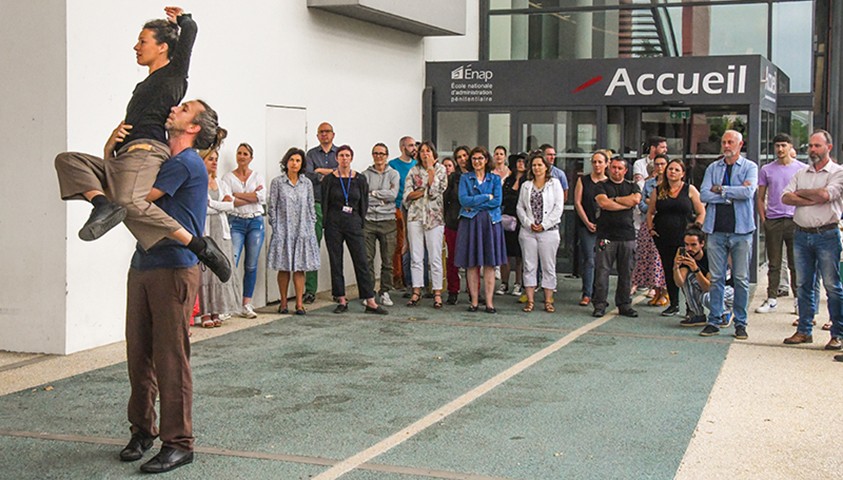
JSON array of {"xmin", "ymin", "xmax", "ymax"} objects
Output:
[{"xmin": 646, "ymin": 158, "xmax": 706, "ymax": 316}]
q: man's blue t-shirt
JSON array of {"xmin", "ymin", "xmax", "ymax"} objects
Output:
[
  {"xmin": 130, "ymin": 148, "xmax": 208, "ymax": 270},
  {"xmin": 551, "ymin": 165, "xmax": 569, "ymax": 190},
  {"xmin": 388, "ymin": 157, "xmax": 416, "ymax": 208}
]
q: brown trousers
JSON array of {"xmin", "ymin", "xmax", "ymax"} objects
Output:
[
  {"xmin": 392, "ymin": 208, "xmax": 406, "ymax": 288},
  {"xmin": 54, "ymin": 139, "xmax": 182, "ymax": 250},
  {"xmin": 126, "ymin": 266, "xmax": 199, "ymax": 451}
]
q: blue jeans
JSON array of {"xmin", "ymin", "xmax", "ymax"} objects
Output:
[
  {"xmin": 578, "ymin": 227, "xmax": 597, "ymax": 297},
  {"xmin": 706, "ymin": 232, "xmax": 752, "ymax": 327},
  {"xmin": 794, "ymin": 228, "xmax": 843, "ymax": 338},
  {"xmin": 228, "ymin": 215, "xmax": 265, "ymax": 299}
]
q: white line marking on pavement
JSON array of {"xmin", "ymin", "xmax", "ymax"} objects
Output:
[{"xmin": 313, "ymin": 314, "xmax": 616, "ymax": 479}]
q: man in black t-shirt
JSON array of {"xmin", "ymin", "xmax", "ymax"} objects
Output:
[
  {"xmin": 592, "ymin": 157, "xmax": 641, "ymax": 317},
  {"xmin": 675, "ymin": 227, "xmax": 734, "ymax": 327}
]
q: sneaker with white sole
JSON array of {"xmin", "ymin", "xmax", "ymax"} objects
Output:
[
  {"xmin": 495, "ymin": 283, "xmax": 508, "ymax": 296},
  {"xmin": 755, "ymin": 298, "xmax": 777, "ymax": 313},
  {"xmin": 240, "ymin": 303, "xmax": 258, "ymax": 319},
  {"xmin": 511, "ymin": 283, "xmax": 524, "ymax": 296},
  {"xmin": 380, "ymin": 292, "xmax": 394, "ymax": 306}
]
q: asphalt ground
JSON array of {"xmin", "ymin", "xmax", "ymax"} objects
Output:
[{"xmin": 1, "ymin": 274, "xmax": 841, "ymax": 479}]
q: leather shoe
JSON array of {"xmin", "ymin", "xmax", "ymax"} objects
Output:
[
  {"xmin": 364, "ymin": 305, "xmax": 388, "ymax": 315},
  {"xmin": 619, "ymin": 308, "xmax": 639, "ymax": 318},
  {"xmin": 195, "ymin": 237, "xmax": 232, "ymax": 282},
  {"xmin": 140, "ymin": 446, "xmax": 193, "ymax": 474},
  {"xmin": 825, "ymin": 338, "xmax": 843, "ymax": 351},
  {"xmin": 119, "ymin": 433, "xmax": 154, "ymax": 462},
  {"xmin": 79, "ymin": 201, "xmax": 127, "ymax": 241},
  {"xmin": 783, "ymin": 332, "xmax": 813, "ymax": 345}
]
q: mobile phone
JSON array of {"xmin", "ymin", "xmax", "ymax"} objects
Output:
[{"xmin": 678, "ymin": 247, "xmax": 687, "ymax": 257}]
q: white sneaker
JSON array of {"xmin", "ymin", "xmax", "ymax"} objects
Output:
[
  {"xmin": 511, "ymin": 283, "xmax": 524, "ymax": 296},
  {"xmin": 380, "ymin": 292, "xmax": 394, "ymax": 306},
  {"xmin": 240, "ymin": 303, "xmax": 258, "ymax": 319},
  {"xmin": 495, "ymin": 283, "xmax": 508, "ymax": 295},
  {"xmin": 755, "ymin": 298, "xmax": 777, "ymax": 313}
]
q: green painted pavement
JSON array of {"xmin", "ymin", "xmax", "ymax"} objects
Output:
[{"xmin": 0, "ymin": 277, "xmax": 734, "ymax": 479}]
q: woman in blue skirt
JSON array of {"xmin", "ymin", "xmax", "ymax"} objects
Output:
[{"xmin": 455, "ymin": 146, "xmax": 507, "ymax": 313}]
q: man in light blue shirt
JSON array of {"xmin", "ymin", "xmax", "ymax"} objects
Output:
[
  {"xmin": 540, "ymin": 144, "xmax": 570, "ymax": 201},
  {"xmin": 698, "ymin": 130, "xmax": 758, "ymax": 340}
]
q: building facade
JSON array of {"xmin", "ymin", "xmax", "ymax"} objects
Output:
[
  {"xmin": 0, "ymin": 0, "xmax": 469, "ymax": 354},
  {"xmin": 425, "ymin": 0, "xmax": 840, "ymax": 276}
]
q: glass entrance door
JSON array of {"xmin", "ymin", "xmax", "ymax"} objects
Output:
[
  {"xmin": 518, "ymin": 110, "xmax": 598, "ymax": 273},
  {"xmin": 638, "ymin": 108, "xmax": 749, "ymax": 189}
]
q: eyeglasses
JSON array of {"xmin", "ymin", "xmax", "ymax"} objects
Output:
[
  {"xmin": 318, "ymin": 130, "xmax": 333, "ymax": 134},
  {"xmin": 471, "ymin": 156, "xmax": 486, "ymax": 161},
  {"xmin": 372, "ymin": 152, "xmax": 388, "ymax": 156}
]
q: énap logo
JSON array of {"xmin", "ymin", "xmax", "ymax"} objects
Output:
[
  {"xmin": 573, "ymin": 65, "xmax": 748, "ymax": 96},
  {"xmin": 451, "ymin": 64, "xmax": 494, "ymax": 81}
]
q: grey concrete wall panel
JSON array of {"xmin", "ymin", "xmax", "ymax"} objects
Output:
[
  {"xmin": 308, "ymin": 0, "xmax": 466, "ymax": 36},
  {"xmin": 427, "ymin": 55, "xmax": 780, "ymax": 109}
]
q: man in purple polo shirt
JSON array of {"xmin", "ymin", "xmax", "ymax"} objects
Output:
[{"xmin": 755, "ymin": 133, "xmax": 807, "ymax": 314}]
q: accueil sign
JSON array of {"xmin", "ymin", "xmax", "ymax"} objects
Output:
[{"xmin": 603, "ymin": 64, "xmax": 748, "ymax": 96}]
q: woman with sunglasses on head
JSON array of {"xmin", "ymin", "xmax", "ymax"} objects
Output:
[
  {"xmin": 221, "ymin": 143, "xmax": 267, "ymax": 319},
  {"xmin": 498, "ymin": 152, "xmax": 527, "ymax": 297}
]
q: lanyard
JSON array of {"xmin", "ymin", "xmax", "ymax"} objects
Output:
[{"xmin": 338, "ymin": 173, "xmax": 351, "ymax": 206}]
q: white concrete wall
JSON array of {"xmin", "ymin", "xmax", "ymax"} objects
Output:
[
  {"xmin": 4, "ymin": 0, "xmax": 430, "ymax": 354},
  {"xmin": 0, "ymin": 0, "xmax": 69, "ymax": 354},
  {"xmin": 424, "ymin": 0, "xmax": 480, "ymax": 62}
]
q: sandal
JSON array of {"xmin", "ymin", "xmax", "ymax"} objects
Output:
[
  {"xmin": 278, "ymin": 304, "xmax": 289, "ymax": 314},
  {"xmin": 407, "ymin": 292, "xmax": 421, "ymax": 307},
  {"xmin": 523, "ymin": 301, "xmax": 534, "ymax": 313},
  {"xmin": 200, "ymin": 315, "xmax": 215, "ymax": 328},
  {"xmin": 433, "ymin": 294, "xmax": 443, "ymax": 309},
  {"xmin": 212, "ymin": 314, "xmax": 222, "ymax": 327},
  {"xmin": 545, "ymin": 302, "xmax": 555, "ymax": 313}
]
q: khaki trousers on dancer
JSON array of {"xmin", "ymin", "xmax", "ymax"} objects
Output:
[
  {"xmin": 126, "ymin": 266, "xmax": 199, "ymax": 452},
  {"xmin": 54, "ymin": 139, "xmax": 181, "ymax": 250}
]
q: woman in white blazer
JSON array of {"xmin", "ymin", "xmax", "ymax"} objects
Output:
[{"xmin": 516, "ymin": 151, "xmax": 565, "ymax": 313}]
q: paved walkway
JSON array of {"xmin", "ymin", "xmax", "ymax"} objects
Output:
[{"xmin": 1, "ymin": 275, "xmax": 841, "ymax": 479}]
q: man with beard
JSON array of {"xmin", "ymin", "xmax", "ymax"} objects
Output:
[
  {"xmin": 781, "ymin": 130, "xmax": 843, "ymax": 354},
  {"xmin": 698, "ymin": 130, "xmax": 757, "ymax": 340}
]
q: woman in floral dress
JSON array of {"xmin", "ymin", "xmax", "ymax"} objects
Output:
[{"xmin": 267, "ymin": 147, "xmax": 320, "ymax": 315}]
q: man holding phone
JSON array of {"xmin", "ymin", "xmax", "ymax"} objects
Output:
[{"xmin": 675, "ymin": 227, "xmax": 733, "ymax": 327}]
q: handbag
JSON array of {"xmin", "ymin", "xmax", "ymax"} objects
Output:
[{"xmin": 501, "ymin": 214, "xmax": 518, "ymax": 232}]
